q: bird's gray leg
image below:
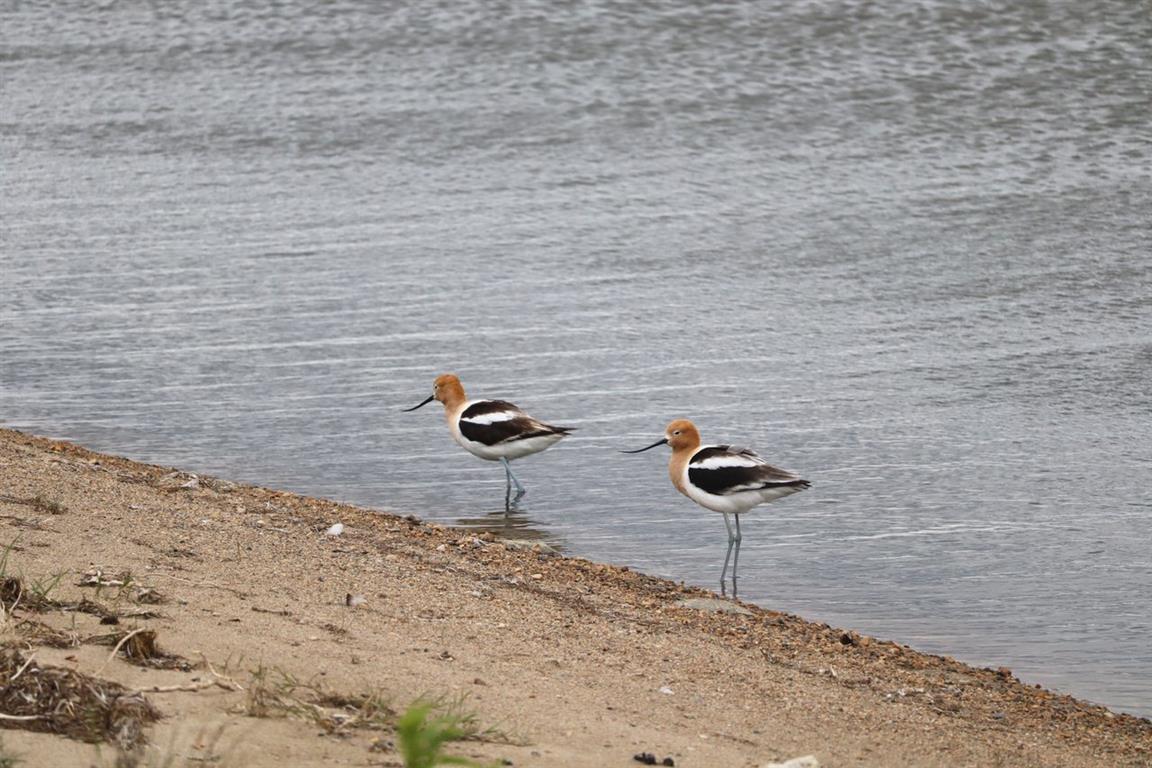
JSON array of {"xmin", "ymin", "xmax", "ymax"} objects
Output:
[
  {"xmin": 501, "ymin": 457, "xmax": 526, "ymax": 499},
  {"xmin": 501, "ymin": 459, "xmax": 514, "ymax": 511},
  {"xmin": 720, "ymin": 512, "xmax": 736, "ymax": 597},
  {"xmin": 732, "ymin": 513, "xmax": 743, "ymax": 599}
]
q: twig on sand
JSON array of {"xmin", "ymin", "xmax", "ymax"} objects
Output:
[
  {"xmin": 202, "ymin": 655, "xmax": 245, "ymax": 692},
  {"xmin": 97, "ymin": 628, "xmax": 146, "ymax": 675},
  {"xmin": 9, "ymin": 651, "xmax": 36, "ymax": 682},
  {"xmin": 135, "ymin": 679, "xmax": 236, "ymax": 694},
  {"xmin": 0, "ymin": 712, "xmax": 44, "ymax": 721}
]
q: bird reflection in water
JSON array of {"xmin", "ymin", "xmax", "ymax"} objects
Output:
[{"xmin": 454, "ymin": 502, "xmax": 563, "ymax": 551}]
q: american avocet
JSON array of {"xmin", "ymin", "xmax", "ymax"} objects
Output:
[
  {"xmin": 404, "ymin": 373, "xmax": 574, "ymax": 503},
  {"xmin": 624, "ymin": 419, "xmax": 810, "ymax": 597}
]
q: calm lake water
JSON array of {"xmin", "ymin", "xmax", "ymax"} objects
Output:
[{"xmin": 2, "ymin": 0, "xmax": 1150, "ymax": 716}]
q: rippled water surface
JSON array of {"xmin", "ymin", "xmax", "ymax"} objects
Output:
[{"xmin": 3, "ymin": 0, "xmax": 1151, "ymax": 716}]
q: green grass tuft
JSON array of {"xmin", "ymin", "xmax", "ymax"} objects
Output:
[{"xmin": 397, "ymin": 703, "xmax": 495, "ymax": 768}]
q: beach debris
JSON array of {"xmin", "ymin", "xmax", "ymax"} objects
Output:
[
  {"xmin": 0, "ymin": 494, "xmax": 68, "ymax": 515},
  {"xmin": 3, "ymin": 574, "xmax": 125, "ymax": 621},
  {"xmin": 658, "ymin": 686, "xmax": 674, "ymax": 695},
  {"xmin": 0, "ymin": 646, "xmax": 160, "ymax": 748},
  {"xmin": 675, "ymin": 597, "xmax": 753, "ymax": 616},
  {"xmin": 632, "ymin": 753, "xmax": 675, "ymax": 766},
  {"xmin": 243, "ymin": 663, "xmax": 398, "ymax": 735},
  {"xmin": 11, "ymin": 617, "xmax": 79, "ymax": 648},
  {"xmin": 162, "ymin": 546, "xmax": 199, "ymax": 559},
  {"xmin": 325, "ymin": 522, "xmax": 345, "ymax": 537},
  {"xmin": 77, "ymin": 568, "xmax": 134, "ymax": 588},
  {"xmin": 156, "ymin": 471, "xmax": 214, "ymax": 491},
  {"xmin": 840, "ymin": 630, "xmax": 869, "ymax": 648},
  {"xmin": 205, "ymin": 478, "xmax": 238, "ymax": 493},
  {"xmin": 86, "ymin": 628, "xmax": 191, "ymax": 671},
  {"xmin": 502, "ymin": 539, "xmax": 559, "ymax": 555},
  {"xmin": 345, "ymin": 593, "xmax": 367, "ymax": 608},
  {"xmin": 884, "ymin": 687, "xmax": 924, "ymax": 701},
  {"xmin": 1, "ymin": 575, "xmax": 55, "ymax": 612},
  {"xmin": 761, "ymin": 757, "xmax": 819, "ymax": 768},
  {"xmin": 77, "ymin": 569, "xmax": 166, "ymax": 605},
  {"xmin": 133, "ymin": 586, "xmax": 166, "ymax": 605}
]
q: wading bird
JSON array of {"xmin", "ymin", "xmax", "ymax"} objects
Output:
[
  {"xmin": 624, "ymin": 419, "xmax": 810, "ymax": 598},
  {"xmin": 404, "ymin": 373, "xmax": 573, "ymax": 505}
]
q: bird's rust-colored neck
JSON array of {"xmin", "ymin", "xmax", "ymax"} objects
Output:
[
  {"xmin": 665, "ymin": 419, "xmax": 701, "ymax": 496},
  {"xmin": 669, "ymin": 450, "xmax": 691, "ymax": 495}
]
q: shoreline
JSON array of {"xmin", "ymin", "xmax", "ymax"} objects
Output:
[{"xmin": 0, "ymin": 426, "xmax": 1149, "ymax": 767}]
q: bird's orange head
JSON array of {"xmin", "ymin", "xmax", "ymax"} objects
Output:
[
  {"xmin": 432, "ymin": 373, "xmax": 465, "ymax": 402},
  {"xmin": 664, "ymin": 419, "xmax": 701, "ymax": 452},
  {"xmin": 403, "ymin": 373, "xmax": 466, "ymax": 412}
]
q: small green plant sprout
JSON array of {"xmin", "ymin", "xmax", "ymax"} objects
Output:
[
  {"xmin": 1, "ymin": 538, "xmax": 66, "ymax": 614},
  {"xmin": 396, "ymin": 703, "xmax": 496, "ymax": 768},
  {"xmin": 26, "ymin": 571, "xmax": 66, "ymax": 604}
]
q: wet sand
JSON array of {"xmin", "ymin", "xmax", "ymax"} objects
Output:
[{"xmin": 0, "ymin": 427, "xmax": 1148, "ymax": 767}]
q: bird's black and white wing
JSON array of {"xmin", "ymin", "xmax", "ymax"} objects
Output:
[
  {"xmin": 458, "ymin": 400, "xmax": 574, "ymax": 446},
  {"xmin": 687, "ymin": 445, "xmax": 810, "ymax": 496}
]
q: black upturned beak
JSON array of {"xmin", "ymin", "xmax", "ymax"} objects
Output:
[
  {"xmin": 620, "ymin": 437, "xmax": 669, "ymax": 454},
  {"xmin": 402, "ymin": 394, "xmax": 436, "ymax": 412}
]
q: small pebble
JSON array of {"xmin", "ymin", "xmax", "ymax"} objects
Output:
[{"xmin": 761, "ymin": 756, "xmax": 820, "ymax": 768}]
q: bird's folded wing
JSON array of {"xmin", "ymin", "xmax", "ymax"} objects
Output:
[
  {"xmin": 689, "ymin": 445, "xmax": 807, "ymax": 495},
  {"xmin": 459, "ymin": 400, "xmax": 564, "ymax": 446}
]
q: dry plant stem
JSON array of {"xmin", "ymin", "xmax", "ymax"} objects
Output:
[
  {"xmin": 5, "ymin": 582, "xmax": 23, "ymax": 615},
  {"xmin": 97, "ymin": 628, "xmax": 146, "ymax": 675},
  {"xmin": 135, "ymin": 680, "xmax": 236, "ymax": 694},
  {"xmin": 8, "ymin": 652, "xmax": 35, "ymax": 683},
  {"xmin": 0, "ymin": 713, "xmax": 43, "ymax": 721},
  {"xmin": 202, "ymin": 656, "xmax": 245, "ymax": 692}
]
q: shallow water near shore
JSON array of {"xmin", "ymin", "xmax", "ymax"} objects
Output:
[{"xmin": 3, "ymin": 0, "xmax": 1151, "ymax": 716}]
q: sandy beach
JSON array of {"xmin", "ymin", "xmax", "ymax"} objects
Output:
[{"xmin": 0, "ymin": 426, "xmax": 1148, "ymax": 767}]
